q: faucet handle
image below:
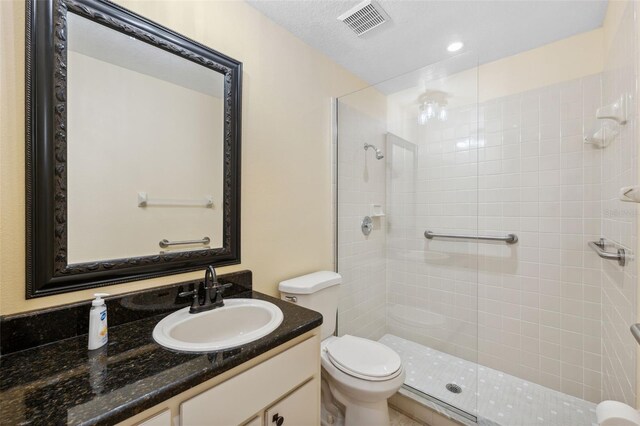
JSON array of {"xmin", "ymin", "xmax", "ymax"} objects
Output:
[
  {"xmin": 212, "ymin": 282, "xmax": 233, "ymax": 292},
  {"xmin": 178, "ymin": 289, "xmax": 197, "ymax": 298},
  {"xmin": 179, "ymin": 287, "xmax": 202, "ymax": 314}
]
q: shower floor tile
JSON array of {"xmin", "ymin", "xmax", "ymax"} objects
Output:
[{"xmin": 380, "ymin": 334, "xmax": 597, "ymax": 426}]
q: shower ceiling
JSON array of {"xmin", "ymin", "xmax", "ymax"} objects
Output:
[{"xmin": 247, "ymin": 0, "xmax": 607, "ymax": 90}]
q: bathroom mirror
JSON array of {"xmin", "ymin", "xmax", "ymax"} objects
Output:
[{"xmin": 26, "ymin": 0, "xmax": 242, "ymax": 297}]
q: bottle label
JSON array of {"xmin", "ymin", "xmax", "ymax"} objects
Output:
[{"xmin": 100, "ymin": 310, "xmax": 108, "ymax": 342}]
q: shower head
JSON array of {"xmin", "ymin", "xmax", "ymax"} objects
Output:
[{"xmin": 364, "ymin": 143, "xmax": 384, "ymax": 160}]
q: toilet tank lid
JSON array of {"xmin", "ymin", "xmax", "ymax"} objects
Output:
[{"xmin": 279, "ymin": 271, "xmax": 342, "ymax": 294}]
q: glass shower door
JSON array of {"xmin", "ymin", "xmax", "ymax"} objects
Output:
[
  {"xmin": 384, "ymin": 57, "xmax": 480, "ymax": 422},
  {"xmin": 336, "ymin": 52, "xmax": 481, "ymax": 422}
]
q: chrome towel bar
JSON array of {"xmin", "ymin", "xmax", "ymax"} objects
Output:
[
  {"xmin": 138, "ymin": 192, "xmax": 213, "ymax": 208},
  {"xmin": 588, "ymin": 238, "xmax": 626, "ymax": 266},
  {"xmin": 424, "ymin": 230, "xmax": 518, "ymax": 244},
  {"xmin": 159, "ymin": 237, "xmax": 210, "ymax": 249}
]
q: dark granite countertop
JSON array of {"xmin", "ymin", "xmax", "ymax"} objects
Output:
[{"xmin": 0, "ymin": 291, "xmax": 322, "ymax": 426}]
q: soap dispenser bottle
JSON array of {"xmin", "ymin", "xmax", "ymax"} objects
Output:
[{"xmin": 88, "ymin": 293, "xmax": 109, "ymax": 350}]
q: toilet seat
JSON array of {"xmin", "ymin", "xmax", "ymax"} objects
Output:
[{"xmin": 324, "ymin": 335, "xmax": 402, "ymax": 381}]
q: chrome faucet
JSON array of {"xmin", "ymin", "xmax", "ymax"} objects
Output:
[{"xmin": 179, "ymin": 265, "xmax": 232, "ymax": 314}]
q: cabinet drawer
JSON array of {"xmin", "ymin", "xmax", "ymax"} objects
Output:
[
  {"xmin": 265, "ymin": 379, "xmax": 318, "ymax": 426},
  {"xmin": 180, "ymin": 336, "xmax": 319, "ymax": 426}
]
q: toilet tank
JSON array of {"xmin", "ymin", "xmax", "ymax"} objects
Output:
[{"xmin": 279, "ymin": 271, "xmax": 341, "ymax": 340}]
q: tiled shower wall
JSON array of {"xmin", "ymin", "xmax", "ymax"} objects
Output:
[
  {"xmin": 386, "ymin": 74, "xmax": 608, "ymax": 403},
  {"xmin": 477, "ymin": 76, "xmax": 604, "ymax": 403},
  {"xmin": 601, "ymin": 1, "xmax": 638, "ymax": 407},
  {"xmin": 386, "ymin": 103, "xmax": 480, "ymax": 364},
  {"xmin": 336, "ymin": 102, "xmax": 387, "ymax": 340}
]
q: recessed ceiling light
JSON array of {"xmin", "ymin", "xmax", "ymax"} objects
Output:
[{"xmin": 447, "ymin": 41, "xmax": 464, "ymax": 52}]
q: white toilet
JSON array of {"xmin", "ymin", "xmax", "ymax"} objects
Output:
[{"xmin": 279, "ymin": 271, "xmax": 405, "ymax": 426}]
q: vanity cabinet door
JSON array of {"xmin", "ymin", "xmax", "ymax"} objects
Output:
[
  {"xmin": 180, "ymin": 336, "xmax": 318, "ymax": 426},
  {"xmin": 242, "ymin": 416, "xmax": 263, "ymax": 426},
  {"xmin": 265, "ymin": 379, "xmax": 318, "ymax": 426},
  {"xmin": 136, "ymin": 410, "xmax": 171, "ymax": 426}
]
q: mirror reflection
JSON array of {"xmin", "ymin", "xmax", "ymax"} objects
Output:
[{"xmin": 66, "ymin": 13, "xmax": 225, "ymax": 264}]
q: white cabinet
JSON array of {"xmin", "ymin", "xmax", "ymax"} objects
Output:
[
  {"xmin": 265, "ymin": 379, "xmax": 318, "ymax": 426},
  {"xmin": 136, "ymin": 410, "xmax": 171, "ymax": 426},
  {"xmin": 242, "ymin": 416, "xmax": 263, "ymax": 426},
  {"xmin": 180, "ymin": 335, "xmax": 320, "ymax": 426}
]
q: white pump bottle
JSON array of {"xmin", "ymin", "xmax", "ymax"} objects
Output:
[{"xmin": 88, "ymin": 293, "xmax": 109, "ymax": 350}]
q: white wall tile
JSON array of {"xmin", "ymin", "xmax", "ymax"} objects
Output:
[
  {"xmin": 600, "ymin": 1, "xmax": 638, "ymax": 407},
  {"xmin": 336, "ymin": 101, "xmax": 387, "ymax": 340}
]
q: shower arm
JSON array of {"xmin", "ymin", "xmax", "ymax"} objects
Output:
[{"xmin": 364, "ymin": 143, "xmax": 384, "ymax": 159}]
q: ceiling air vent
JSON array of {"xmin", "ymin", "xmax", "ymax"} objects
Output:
[{"xmin": 338, "ymin": 0, "xmax": 389, "ymax": 37}]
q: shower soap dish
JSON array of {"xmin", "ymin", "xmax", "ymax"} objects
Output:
[
  {"xmin": 370, "ymin": 204, "xmax": 385, "ymax": 217},
  {"xmin": 596, "ymin": 94, "xmax": 628, "ymax": 125},
  {"xmin": 584, "ymin": 124, "xmax": 617, "ymax": 148}
]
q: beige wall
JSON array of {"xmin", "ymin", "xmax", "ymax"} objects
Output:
[
  {"xmin": 387, "ymin": 28, "xmax": 604, "ymax": 144},
  {"xmin": 477, "ymin": 29, "xmax": 603, "ymax": 102},
  {"xmin": 68, "ymin": 51, "xmax": 224, "ymax": 262},
  {"xmin": 0, "ymin": 0, "xmax": 367, "ymax": 315},
  {"xmin": 603, "ymin": 0, "xmax": 631, "ymax": 52}
]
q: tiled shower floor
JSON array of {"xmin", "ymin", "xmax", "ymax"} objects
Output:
[{"xmin": 379, "ymin": 334, "xmax": 598, "ymax": 426}]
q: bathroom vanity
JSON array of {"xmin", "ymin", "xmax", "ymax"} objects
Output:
[
  {"xmin": 126, "ymin": 332, "xmax": 319, "ymax": 426},
  {"xmin": 0, "ymin": 271, "xmax": 323, "ymax": 425}
]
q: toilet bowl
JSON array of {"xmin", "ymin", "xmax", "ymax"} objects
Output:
[
  {"xmin": 320, "ymin": 335, "xmax": 405, "ymax": 425},
  {"xmin": 279, "ymin": 271, "xmax": 405, "ymax": 426}
]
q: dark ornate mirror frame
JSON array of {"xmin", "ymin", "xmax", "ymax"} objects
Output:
[{"xmin": 26, "ymin": 0, "xmax": 242, "ymax": 298}]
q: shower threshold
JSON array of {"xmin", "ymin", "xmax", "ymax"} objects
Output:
[{"xmin": 380, "ymin": 334, "xmax": 597, "ymax": 426}]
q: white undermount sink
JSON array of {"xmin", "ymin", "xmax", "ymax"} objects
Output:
[{"xmin": 152, "ymin": 299, "xmax": 284, "ymax": 352}]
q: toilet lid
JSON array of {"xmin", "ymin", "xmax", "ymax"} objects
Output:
[{"xmin": 325, "ymin": 335, "xmax": 402, "ymax": 380}]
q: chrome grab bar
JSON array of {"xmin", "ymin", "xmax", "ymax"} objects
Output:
[
  {"xmin": 159, "ymin": 236, "xmax": 210, "ymax": 249},
  {"xmin": 424, "ymin": 230, "xmax": 518, "ymax": 244},
  {"xmin": 588, "ymin": 238, "xmax": 626, "ymax": 266}
]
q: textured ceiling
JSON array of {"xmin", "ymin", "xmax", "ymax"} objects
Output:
[{"xmin": 247, "ymin": 0, "xmax": 608, "ymax": 90}]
